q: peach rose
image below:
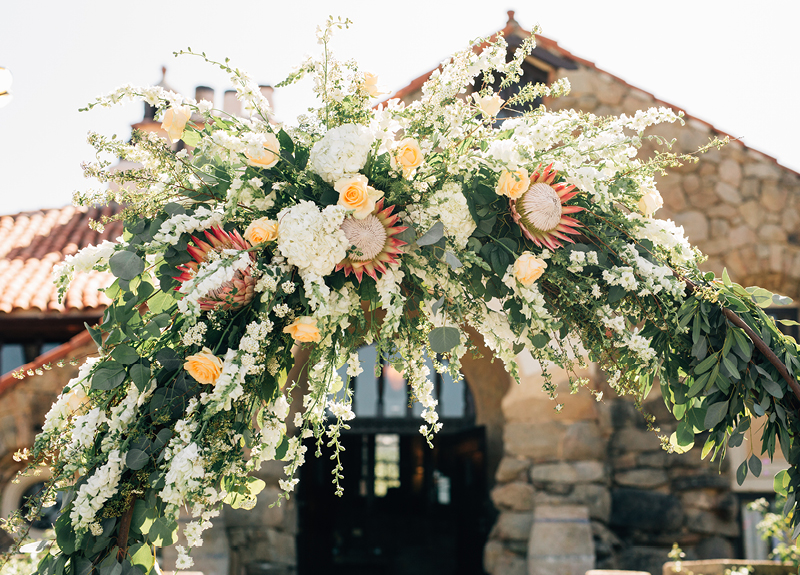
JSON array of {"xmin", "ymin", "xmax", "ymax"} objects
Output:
[
  {"xmin": 638, "ymin": 187, "xmax": 663, "ymax": 217},
  {"xmin": 391, "ymin": 138, "xmax": 424, "ymax": 178},
  {"xmin": 244, "ymin": 218, "xmax": 278, "ymax": 245},
  {"xmin": 283, "ymin": 316, "xmax": 321, "ymax": 343},
  {"xmin": 161, "ymin": 105, "xmax": 192, "ymax": 143},
  {"xmin": 184, "ymin": 347, "xmax": 224, "ymax": 385},
  {"xmin": 513, "ymin": 252, "xmax": 547, "ymax": 285},
  {"xmin": 362, "ymin": 72, "xmax": 383, "ymax": 98},
  {"xmin": 65, "ymin": 387, "xmax": 88, "ymax": 414},
  {"xmin": 496, "ymin": 169, "xmax": 530, "ymax": 200},
  {"xmin": 245, "ymin": 132, "xmax": 281, "ymax": 169},
  {"xmin": 472, "ymin": 93, "xmax": 504, "ymax": 118},
  {"xmin": 334, "ymin": 174, "xmax": 383, "ymax": 219}
]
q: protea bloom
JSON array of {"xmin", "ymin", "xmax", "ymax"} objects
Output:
[
  {"xmin": 510, "ymin": 163, "xmax": 584, "ymax": 250},
  {"xmin": 174, "ymin": 227, "xmax": 256, "ymax": 311},
  {"xmin": 335, "ymin": 199, "xmax": 407, "ymax": 282}
]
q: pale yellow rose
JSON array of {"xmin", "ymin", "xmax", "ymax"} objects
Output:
[
  {"xmin": 334, "ymin": 174, "xmax": 383, "ymax": 219},
  {"xmin": 391, "ymin": 138, "xmax": 424, "ymax": 178},
  {"xmin": 161, "ymin": 105, "xmax": 192, "ymax": 142},
  {"xmin": 184, "ymin": 347, "xmax": 224, "ymax": 385},
  {"xmin": 244, "ymin": 218, "xmax": 278, "ymax": 245},
  {"xmin": 283, "ymin": 316, "xmax": 321, "ymax": 343},
  {"xmin": 245, "ymin": 132, "xmax": 281, "ymax": 169},
  {"xmin": 472, "ymin": 92, "xmax": 504, "ymax": 118},
  {"xmin": 513, "ymin": 252, "xmax": 547, "ymax": 285},
  {"xmin": 362, "ymin": 72, "xmax": 383, "ymax": 98},
  {"xmin": 638, "ymin": 187, "xmax": 664, "ymax": 217},
  {"xmin": 496, "ymin": 169, "xmax": 530, "ymax": 200}
]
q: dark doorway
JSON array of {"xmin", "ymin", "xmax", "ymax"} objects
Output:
[{"xmin": 296, "ymin": 346, "xmax": 491, "ymax": 575}]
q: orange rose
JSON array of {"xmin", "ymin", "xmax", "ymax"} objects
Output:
[
  {"xmin": 245, "ymin": 132, "xmax": 281, "ymax": 169},
  {"xmin": 513, "ymin": 252, "xmax": 547, "ymax": 285},
  {"xmin": 283, "ymin": 317, "xmax": 321, "ymax": 343},
  {"xmin": 184, "ymin": 347, "xmax": 224, "ymax": 385},
  {"xmin": 391, "ymin": 138, "xmax": 423, "ymax": 178},
  {"xmin": 334, "ymin": 174, "xmax": 383, "ymax": 219},
  {"xmin": 244, "ymin": 218, "xmax": 278, "ymax": 245},
  {"xmin": 161, "ymin": 105, "xmax": 192, "ymax": 143},
  {"xmin": 496, "ymin": 169, "xmax": 530, "ymax": 200}
]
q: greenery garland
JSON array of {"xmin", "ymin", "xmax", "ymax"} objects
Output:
[{"xmin": 3, "ymin": 17, "xmax": 799, "ymax": 575}]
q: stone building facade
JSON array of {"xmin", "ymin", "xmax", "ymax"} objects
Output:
[{"xmin": 1, "ymin": 12, "xmax": 799, "ymax": 575}]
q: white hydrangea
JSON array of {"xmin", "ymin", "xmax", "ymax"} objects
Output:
[
  {"xmin": 309, "ymin": 123, "xmax": 375, "ymax": 183},
  {"xmin": 276, "ymin": 201, "xmax": 349, "ymax": 303},
  {"xmin": 405, "ymin": 182, "xmax": 476, "ymax": 250}
]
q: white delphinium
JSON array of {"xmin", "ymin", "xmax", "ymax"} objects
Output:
[
  {"xmin": 602, "ymin": 266, "xmax": 638, "ymax": 292},
  {"xmin": 199, "ymin": 349, "xmax": 246, "ymax": 414},
  {"xmin": 70, "ymin": 450, "xmax": 124, "ymax": 533},
  {"xmin": 70, "ymin": 407, "xmax": 107, "ymax": 451},
  {"xmin": 160, "ymin": 442, "xmax": 206, "ymax": 508},
  {"xmin": 53, "ymin": 240, "xmax": 117, "ymax": 295},
  {"xmin": 628, "ymin": 213, "xmax": 696, "ymax": 266},
  {"xmin": 405, "ymin": 182, "xmax": 477, "ymax": 250},
  {"xmin": 626, "ymin": 330, "xmax": 657, "ymax": 363},
  {"xmin": 175, "ymin": 546, "xmax": 193, "ymax": 570},
  {"xmin": 41, "ymin": 357, "xmax": 99, "ymax": 435},
  {"xmin": 501, "ymin": 270, "xmax": 554, "ymax": 334},
  {"xmin": 152, "ymin": 206, "xmax": 224, "ymax": 248},
  {"xmin": 308, "ymin": 124, "xmax": 375, "ymax": 184},
  {"xmin": 177, "ymin": 252, "xmax": 252, "ymax": 317},
  {"xmin": 568, "ymin": 250, "xmax": 586, "ymax": 273},
  {"xmin": 375, "ymin": 265, "xmax": 406, "ymax": 338}
]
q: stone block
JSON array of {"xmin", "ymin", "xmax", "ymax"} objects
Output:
[
  {"xmin": 706, "ymin": 204, "xmax": 738, "ymax": 219},
  {"xmin": 225, "ymin": 487, "xmax": 285, "ymax": 528},
  {"xmin": 715, "ymin": 182, "xmax": 742, "ymax": 205},
  {"xmin": 528, "ymin": 506, "xmax": 594, "ymax": 575},
  {"xmin": 759, "ymin": 224, "xmax": 787, "ymax": 242},
  {"xmin": 743, "ymin": 161, "xmax": 783, "ymax": 179},
  {"xmin": 484, "ymin": 539, "xmax": 506, "ymax": 573},
  {"xmin": 761, "ymin": 180, "xmax": 787, "ymax": 211},
  {"xmin": 615, "ymin": 468, "xmax": 669, "ymax": 488},
  {"xmin": 496, "ymin": 456, "xmax": 531, "ymax": 483},
  {"xmin": 610, "ymin": 488, "xmax": 683, "ymax": 531},
  {"xmin": 504, "ymin": 421, "xmax": 566, "ymax": 462},
  {"xmin": 672, "ymin": 474, "xmax": 730, "ymax": 491},
  {"xmin": 610, "ymin": 428, "xmax": 661, "ymax": 455},
  {"xmin": 684, "ymin": 509, "xmax": 740, "ymax": 537},
  {"xmin": 738, "ymin": 200, "xmax": 762, "ymax": 229},
  {"xmin": 718, "ymin": 158, "xmax": 742, "ymax": 187},
  {"xmin": 619, "ymin": 546, "xmax": 674, "ymax": 575},
  {"xmin": 491, "ymin": 482, "xmax": 535, "ymax": 511},
  {"xmin": 493, "ymin": 511, "xmax": 534, "ymax": 541},
  {"xmin": 741, "ymin": 177, "xmax": 761, "ymax": 199},
  {"xmin": 664, "ymin": 560, "xmax": 796, "ymax": 575},
  {"xmin": 534, "ymin": 483, "xmax": 611, "ymax": 522},
  {"xmin": 596, "ymin": 81, "xmax": 626, "ymax": 106},
  {"xmin": 494, "ymin": 553, "xmax": 527, "ymax": 575},
  {"xmin": 563, "ymin": 422, "xmax": 605, "ymax": 461},
  {"xmin": 729, "ymin": 224, "xmax": 758, "ymax": 248},
  {"xmin": 674, "ymin": 211, "xmax": 709, "ymax": 242},
  {"xmin": 532, "ymin": 461, "xmax": 606, "ymax": 485}
]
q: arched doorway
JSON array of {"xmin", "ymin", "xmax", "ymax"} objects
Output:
[{"xmin": 296, "ymin": 345, "xmax": 492, "ymax": 575}]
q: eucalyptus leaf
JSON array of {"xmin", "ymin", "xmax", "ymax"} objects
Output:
[
  {"xmin": 126, "ymin": 449, "xmax": 150, "ymax": 471},
  {"xmin": 149, "ymin": 517, "xmax": 178, "ymax": 547},
  {"xmin": 428, "ymin": 326, "xmax": 461, "ymax": 354},
  {"xmin": 416, "ymin": 221, "xmax": 444, "ymax": 246},
  {"xmin": 748, "ymin": 453, "xmax": 763, "ymax": 477},
  {"xmin": 111, "ymin": 345, "xmax": 139, "ymax": 365},
  {"xmin": 736, "ymin": 460, "xmax": 748, "ymax": 486},
  {"xmin": 91, "ymin": 364, "xmax": 127, "ymax": 391},
  {"xmin": 704, "ymin": 400, "xmax": 729, "ymax": 429},
  {"xmin": 444, "ymin": 252, "xmax": 463, "ymax": 269},
  {"xmin": 109, "ymin": 251, "xmax": 145, "ymax": 281}
]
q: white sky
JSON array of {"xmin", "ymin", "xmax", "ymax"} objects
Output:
[{"xmin": 1, "ymin": 0, "xmax": 798, "ymax": 216}]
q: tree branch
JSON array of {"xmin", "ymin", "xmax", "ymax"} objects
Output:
[{"xmin": 116, "ymin": 496, "xmax": 136, "ymax": 562}]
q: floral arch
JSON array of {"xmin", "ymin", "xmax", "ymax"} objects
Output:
[{"xmin": 4, "ymin": 18, "xmax": 800, "ymax": 575}]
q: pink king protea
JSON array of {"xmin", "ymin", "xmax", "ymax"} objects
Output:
[{"xmin": 174, "ymin": 227, "xmax": 256, "ymax": 311}]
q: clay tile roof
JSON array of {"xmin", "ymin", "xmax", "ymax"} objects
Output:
[{"xmin": 0, "ymin": 204, "xmax": 124, "ymax": 314}]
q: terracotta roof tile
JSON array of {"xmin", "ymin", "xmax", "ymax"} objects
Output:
[{"xmin": 0, "ymin": 204, "xmax": 124, "ymax": 313}]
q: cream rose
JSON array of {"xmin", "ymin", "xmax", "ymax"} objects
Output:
[
  {"xmin": 638, "ymin": 187, "xmax": 664, "ymax": 217},
  {"xmin": 513, "ymin": 252, "xmax": 547, "ymax": 285},
  {"xmin": 244, "ymin": 218, "xmax": 278, "ymax": 245},
  {"xmin": 245, "ymin": 132, "xmax": 281, "ymax": 169},
  {"xmin": 391, "ymin": 138, "xmax": 424, "ymax": 178},
  {"xmin": 334, "ymin": 174, "xmax": 383, "ymax": 219},
  {"xmin": 472, "ymin": 93, "xmax": 504, "ymax": 118},
  {"xmin": 184, "ymin": 347, "xmax": 224, "ymax": 385},
  {"xmin": 161, "ymin": 105, "xmax": 192, "ymax": 143},
  {"xmin": 65, "ymin": 387, "xmax": 88, "ymax": 414},
  {"xmin": 496, "ymin": 169, "xmax": 530, "ymax": 200},
  {"xmin": 283, "ymin": 316, "xmax": 321, "ymax": 343}
]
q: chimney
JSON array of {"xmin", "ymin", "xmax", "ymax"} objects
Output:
[
  {"xmin": 223, "ymin": 90, "xmax": 240, "ymax": 116},
  {"xmin": 194, "ymin": 85, "xmax": 214, "ymax": 107}
]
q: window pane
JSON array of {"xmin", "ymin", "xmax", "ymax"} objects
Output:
[
  {"xmin": 382, "ymin": 364, "xmax": 407, "ymax": 418},
  {"xmin": 374, "ymin": 434, "xmax": 400, "ymax": 497},
  {"xmin": 440, "ymin": 366, "xmax": 465, "ymax": 418},
  {"xmin": 2, "ymin": 344, "xmax": 25, "ymax": 375},
  {"xmin": 354, "ymin": 345, "xmax": 378, "ymax": 417}
]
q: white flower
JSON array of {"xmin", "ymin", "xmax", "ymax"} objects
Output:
[{"xmin": 309, "ymin": 124, "xmax": 375, "ymax": 184}]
